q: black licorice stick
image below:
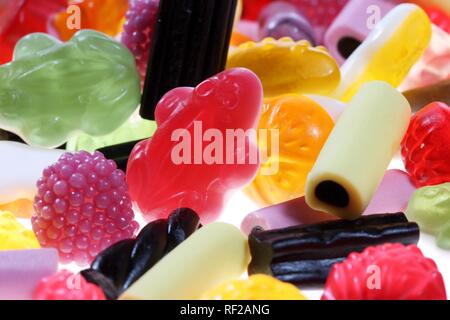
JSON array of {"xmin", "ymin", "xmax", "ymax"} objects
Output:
[
  {"xmin": 248, "ymin": 213, "xmax": 420, "ymax": 286},
  {"xmin": 96, "ymin": 139, "xmax": 143, "ymax": 171}
]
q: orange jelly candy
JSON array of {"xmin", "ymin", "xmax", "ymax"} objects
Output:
[
  {"xmin": 245, "ymin": 95, "xmax": 334, "ymax": 206},
  {"xmin": 53, "ymin": 0, "xmax": 128, "ymax": 41}
]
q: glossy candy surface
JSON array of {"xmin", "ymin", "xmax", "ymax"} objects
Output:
[
  {"xmin": 401, "ymin": 102, "xmax": 450, "ymax": 187},
  {"xmin": 406, "ymin": 183, "xmax": 450, "ymax": 249},
  {"xmin": 201, "ymin": 274, "xmax": 306, "ymax": 300},
  {"xmin": 322, "ymin": 243, "xmax": 447, "ymax": 300},
  {"xmin": 245, "ymin": 95, "xmax": 334, "ymax": 206},
  {"xmin": 127, "ymin": 68, "xmax": 262, "ymax": 223},
  {"xmin": 403, "ymin": 80, "xmax": 450, "ymax": 112},
  {"xmin": 53, "ymin": 0, "xmax": 128, "ymax": 41},
  {"xmin": 32, "ymin": 151, "xmax": 139, "ymax": 266},
  {"xmin": 33, "ymin": 270, "xmax": 106, "ymax": 300},
  {"xmin": 0, "ymin": 30, "xmax": 140, "ymax": 148},
  {"xmin": 0, "ymin": 211, "xmax": 40, "ymax": 250},
  {"xmin": 227, "ymin": 37, "xmax": 340, "ymax": 98}
]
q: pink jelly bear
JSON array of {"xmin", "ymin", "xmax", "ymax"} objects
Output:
[{"xmin": 127, "ymin": 68, "xmax": 262, "ymax": 223}]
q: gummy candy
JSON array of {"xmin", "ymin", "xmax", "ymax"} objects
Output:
[
  {"xmin": 0, "ymin": 211, "xmax": 40, "ymax": 250},
  {"xmin": 97, "ymin": 140, "xmax": 142, "ymax": 171},
  {"xmin": 0, "ymin": 249, "xmax": 58, "ymax": 300},
  {"xmin": 406, "ymin": 183, "xmax": 450, "ymax": 249},
  {"xmin": 121, "ymin": 0, "xmax": 159, "ymax": 83},
  {"xmin": 322, "ymin": 243, "xmax": 447, "ymax": 300},
  {"xmin": 333, "ymin": 4, "xmax": 432, "ymax": 102},
  {"xmin": 245, "ymin": 94, "xmax": 334, "ymax": 206},
  {"xmin": 127, "ymin": 68, "xmax": 262, "ymax": 223},
  {"xmin": 201, "ymin": 274, "xmax": 306, "ymax": 300},
  {"xmin": 120, "ymin": 223, "xmax": 249, "ymax": 300},
  {"xmin": 33, "ymin": 270, "xmax": 106, "ymax": 300},
  {"xmin": 242, "ymin": 0, "xmax": 272, "ymax": 20},
  {"xmin": 258, "ymin": 1, "xmax": 316, "ymax": 45},
  {"xmin": 401, "ymin": 102, "xmax": 450, "ymax": 187},
  {"xmin": 0, "ymin": 142, "xmax": 64, "ymax": 216},
  {"xmin": 0, "ymin": 0, "xmax": 66, "ymax": 64},
  {"xmin": 31, "ymin": 151, "xmax": 140, "ymax": 266},
  {"xmin": 426, "ymin": 6, "xmax": 450, "ymax": 34},
  {"xmin": 227, "ymin": 38, "xmax": 340, "ymax": 98},
  {"xmin": 83, "ymin": 208, "xmax": 200, "ymax": 296},
  {"xmin": 248, "ymin": 213, "xmax": 419, "ymax": 286},
  {"xmin": 140, "ymin": 0, "xmax": 238, "ymax": 120},
  {"xmin": 230, "ymin": 31, "xmax": 254, "ymax": 47},
  {"xmin": 53, "ymin": 0, "xmax": 129, "ymax": 41},
  {"xmin": 403, "ymin": 79, "xmax": 450, "ymax": 113},
  {"xmin": 66, "ymin": 114, "xmax": 156, "ymax": 153},
  {"xmin": 0, "ymin": 30, "xmax": 140, "ymax": 148}
]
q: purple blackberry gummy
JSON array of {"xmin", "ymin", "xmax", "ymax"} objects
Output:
[
  {"xmin": 121, "ymin": 0, "xmax": 160, "ymax": 84},
  {"xmin": 31, "ymin": 151, "xmax": 140, "ymax": 266}
]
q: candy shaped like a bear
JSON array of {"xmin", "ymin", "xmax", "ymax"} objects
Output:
[
  {"xmin": 0, "ymin": 142, "xmax": 64, "ymax": 217},
  {"xmin": 201, "ymin": 274, "xmax": 306, "ymax": 300},
  {"xmin": 127, "ymin": 68, "xmax": 262, "ymax": 223},
  {"xmin": 333, "ymin": 4, "xmax": 432, "ymax": 102},
  {"xmin": 120, "ymin": 223, "xmax": 250, "ymax": 300},
  {"xmin": 0, "ymin": 211, "xmax": 40, "ymax": 250},
  {"xmin": 406, "ymin": 183, "xmax": 450, "ymax": 249},
  {"xmin": 32, "ymin": 151, "xmax": 140, "ymax": 266},
  {"xmin": 226, "ymin": 37, "xmax": 340, "ymax": 98},
  {"xmin": 53, "ymin": 0, "xmax": 128, "ymax": 41},
  {"xmin": 322, "ymin": 243, "xmax": 447, "ymax": 300},
  {"xmin": 33, "ymin": 270, "xmax": 106, "ymax": 300},
  {"xmin": 0, "ymin": 249, "xmax": 58, "ymax": 300},
  {"xmin": 0, "ymin": 30, "xmax": 140, "ymax": 148},
  {"xmin": 401, "ymin": 102, "xmax": 450, "ymax": 187},
  {"xmin": 245, "ymin": 94, "xmax": 334, "ymax": 206},
  {"xmin": 306, "ymin": 82, "xmax": 411, "ymax": 219}
]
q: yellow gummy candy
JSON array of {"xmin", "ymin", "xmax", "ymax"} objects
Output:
[
  {"xmin": 335, "ymin": 4, "xmax": 432, "ymax": 102},
  {"xmin": 245, "ymin": 95, "xmax": 334, "ymax": 206},
  {"xmin": 201, "ymin": 274, "xmax": 307, "ymax": 300},
  {"xmin": 0, "ymin": 211, "xmax": 40, "ymax": 250},
  {"xmin": 227, "ymin": 37, "xmax": 341, "ymax": 98}
]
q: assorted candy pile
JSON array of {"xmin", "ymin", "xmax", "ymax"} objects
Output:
[{"xmin": 0, "ymin": 0, "xmax": 450, "ymax": 300}]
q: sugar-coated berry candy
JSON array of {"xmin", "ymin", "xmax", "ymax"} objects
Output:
[
  {"xmin": 402, "ymin": 102, "xmax": 450, "ymax": 187},
  {"xmin": 33, "ymin": 270, "xmax": 106, "ymax": 300},
  {"xmin": 201, "ymin": 274, "xmax": 306, "ymax": 300},
  {"xmin": 121, "ymin": 0, "xmax": 160, "ymax": 84},
  {"xmin": 32, "ymin": 151, "xmax": 139, "ymax": 266},
  {"xmin": 0, "ymin": 211, "xmax": 40, "ymax": 250},
  {"xmin": 322, "ymin": 243, "xmax": 447, "ymax": 300},
  {"xmin": 127, "ymin": 68, "xmax": 262, "ymax": 223}
]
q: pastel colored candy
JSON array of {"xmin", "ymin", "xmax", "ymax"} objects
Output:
[
  {"xmin": 306, "ymin": 82, "xmax": 411, "ymax": 219},
  {"xmin": 0, "ymin": 30, "xmax": 140, "ymax": 148},
  {"xmin": 244, "ymin": 94, "xmax": 335, "ymax": 206},
  {"xmin": 406, "ymin": 183, "xmax": 450, "ymax": 249},
  {"xmin": 324, "ymin": 0, "xmax": 395, "ymax": 64},
  {"xmin": 120, "ymin": 223, "xmax": 250, "ymax": 300},
  {"xmin": 127, "ymin": 68, "xmax": 262, "ymax": 223},
  {"xmin": 403, "ymin": 79, "xmax": 450, "ymax": 113},
  {"xmin": 0, "ymin": 211, "xmax": 40, "ymax": 250},
  {"xmin": 0, "ymin": 249, "xmax": 58, "ymax": 300},
  {"xmin": 226, "ymin": 37, "xmax": 341, "ymax": 98},
  {"xmin": 0, "ymin": 142, "xmax": 64, "ymax": 206},
  {"xmin": 333, "ymin": 4, "xmax": 432, "ymax": 102},
  {"xmin": 306, "ymin": 95, "xmax": 346, "ymax": 122},
  {"xmin": 241, "ymin": 169, "xmax": 416, "ymax": 234},
  {"xmin": 66, "ymin": 114, "xmax": 156, "ymax": 153}
]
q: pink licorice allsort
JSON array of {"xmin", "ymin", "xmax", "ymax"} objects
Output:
[{"xmin": 127, "ymin": 68, "xmax": 263, "ymax": 223}]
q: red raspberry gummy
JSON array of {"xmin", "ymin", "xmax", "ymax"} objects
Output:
[
  {"xmin": 401, "ymin": 102, "xmax": 450, "ymax": 187},
  {"xmin": 121, "ymin": 0, "xmax": 160, "ymax": 84},
  {"xmin": 322, "ymin": 243, "xmax": 447, "ymax": 300},
  {"xmin": 32, "ymin": 151, "xmax": 139, "ymax": 266},
  {"xmin": 33, "ymin": 270, "xmax": 105, "ymax": 300}
]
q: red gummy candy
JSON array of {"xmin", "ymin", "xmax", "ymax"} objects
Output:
[
  {"xmin": 401, "ymin": 102, "xmax": 450, "ymax": 187},
  {"xmin": 242, "ymin": 0, "xmax": 272, "ymax": 20},
  {"xmin": 32, "ymin": 151, "xmax": 139, "ymax": 266},
  {"xmin": 127, "ymin": 68, "xmax": 262, "ymax": 223},
  {"xmin": 33, "ymin": 270, "xmax": 106, "ymax": 300},
  {"xmin": 322, "ymin": 243, "xmax": 447, "ymax": 300},
  {"xmin": 426, "ymin": 6, "xmax": 450, "ymax": 34}
]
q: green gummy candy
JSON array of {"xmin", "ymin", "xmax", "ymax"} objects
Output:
[
  {"xmin": 406, "ymin": 182, "xmax": 450, "ymax": 250},
  {"xmin": 0, "ymin": 30, "xmax": 141, "ymax": 148},
  {"xmin": 67, "ymin": 114, "xmax": 156, "ymax": 153}
]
